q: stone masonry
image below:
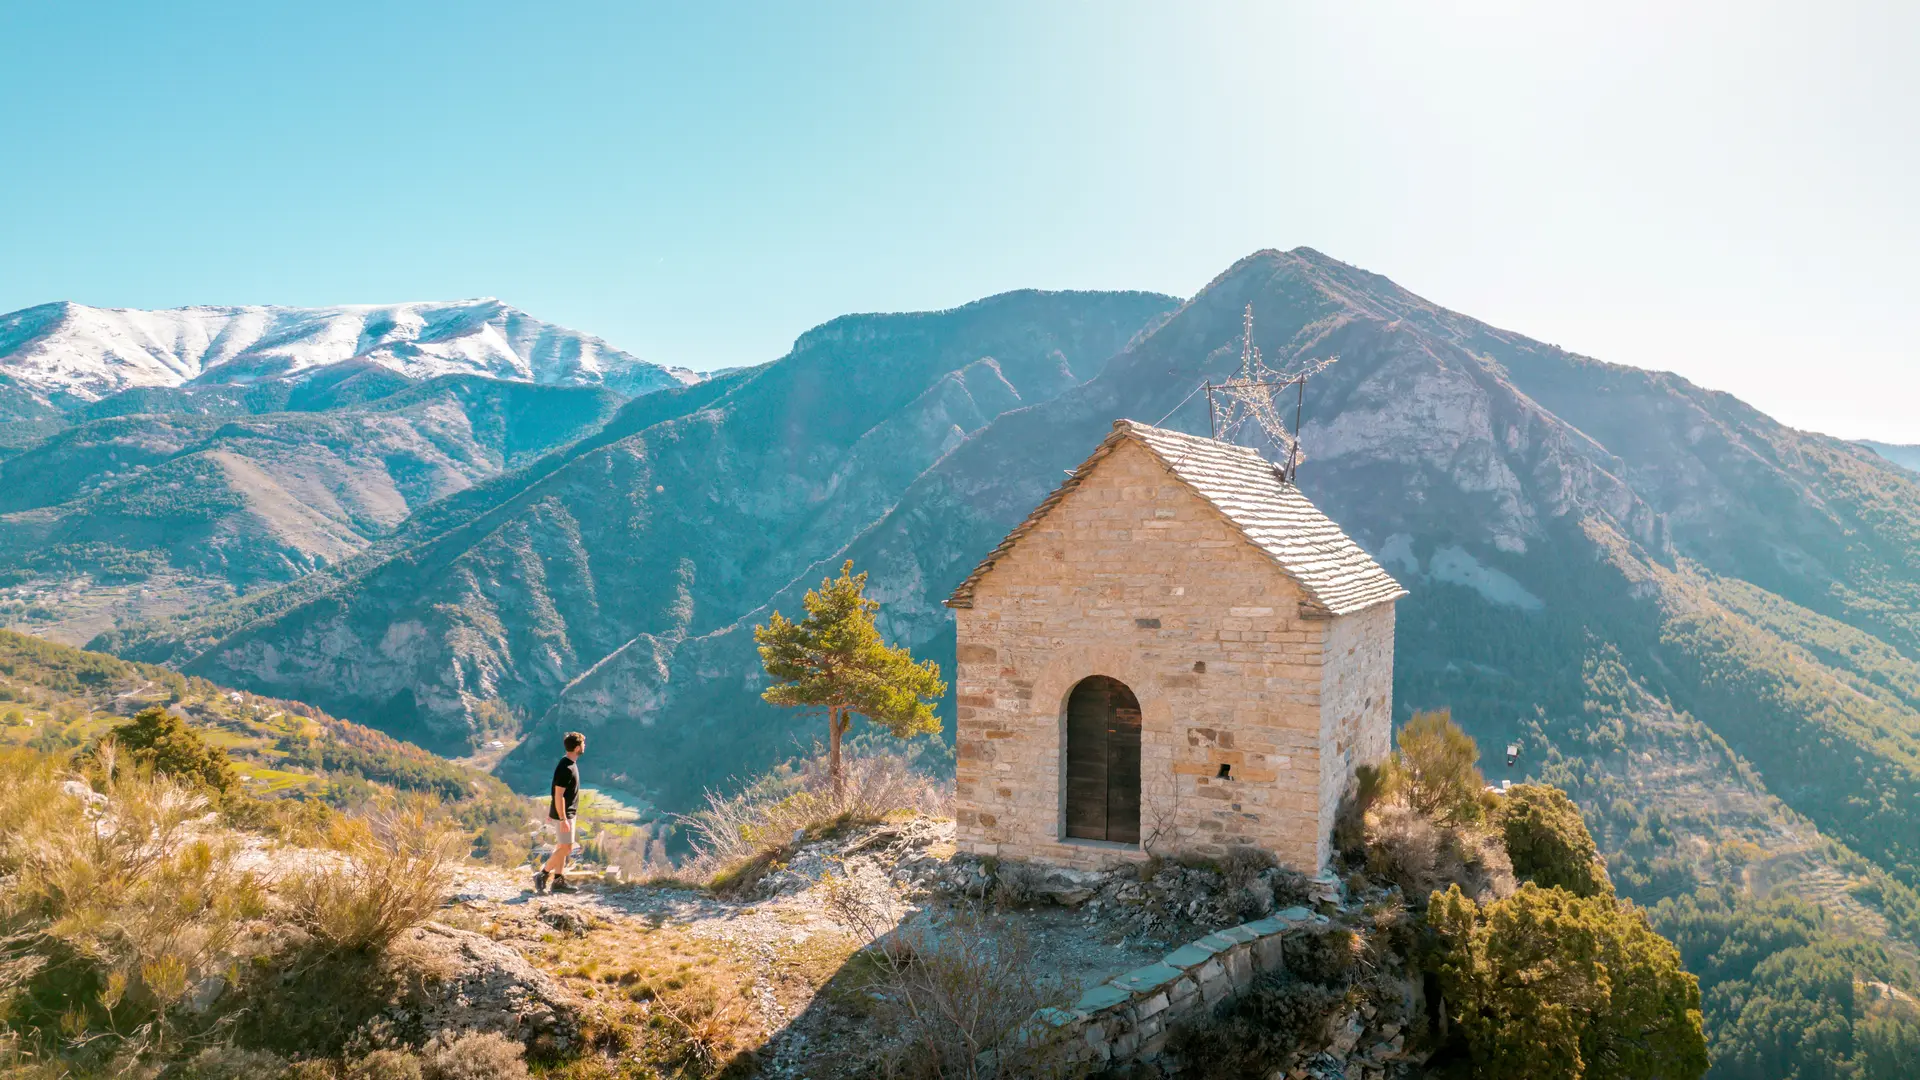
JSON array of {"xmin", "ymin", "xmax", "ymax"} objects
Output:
[{"xmin": 946, "ymin": 420, "xmax": 1403, "ymax": 872}]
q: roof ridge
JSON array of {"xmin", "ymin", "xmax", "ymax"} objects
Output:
[{"xmin": 946, "ymin": 419, "xmax": 1406, "ymax": 615}]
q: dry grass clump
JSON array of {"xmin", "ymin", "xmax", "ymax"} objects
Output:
[
  {"xmin": 416, "ymin": 1030, "xmax": 529, "ymax": 1080},
  {"xmin": 541, "ymin": 919, "xmax": 765, "ymax": 1077},
  {"xmin": 683, "ymin": 751, "xmax": 946, "ymax": 894},
  {"xmin": 285, "ymin": 807, "xmax": 465, "ymax": 952},
  {"xmin": 0, "ymin": 745, "xmax": 266, "ymax": 1060},
  {"xmin": 859, "ymin": 917, "xmax": 1083, "ymax": 1080},
  {"xmin": 1365, "ymin": 801, "xmax": 1515, "ymax": 905},
  {"xmin": 269, "ymin": 1033, "xmax": 527, "ymax": 1080}
]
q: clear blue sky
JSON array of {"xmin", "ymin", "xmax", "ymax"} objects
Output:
[{"xmin": 3, "ymin": 3, "xmax": 1914, "ymax": 441}]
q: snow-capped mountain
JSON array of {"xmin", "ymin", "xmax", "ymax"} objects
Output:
[{"xmin": 0, "ymin": 299, "xmax": 700, "ymax": 400}]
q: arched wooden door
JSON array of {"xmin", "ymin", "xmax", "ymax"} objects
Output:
[{"xmin": 1064, "ymin": 675, "xmax": 1142, "ymax": 843}]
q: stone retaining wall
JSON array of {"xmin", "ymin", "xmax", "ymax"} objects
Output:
[{"xmin": 1037, "ymin": 905, "xmax": 1331, "ymax": 1068}]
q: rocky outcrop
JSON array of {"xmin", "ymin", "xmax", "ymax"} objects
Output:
[{"xmin": 386, "ymin": 921, "xmax": 583, "ymax": 1051}]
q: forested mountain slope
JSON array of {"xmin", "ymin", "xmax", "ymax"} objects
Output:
[
  {"xmin": 160, "ymin": 289, "xmax": 1182, "ymax": 754},
  {"xmin": 1864, "ymin": 440, "xmax": 1920, "ymax": 474},
  {"xmin": 0, "ymin": 376, "xmax": 626, "ymax": 645}
]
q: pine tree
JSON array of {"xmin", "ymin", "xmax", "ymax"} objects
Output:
[
  {"xmin": 108, "ymin": 705, "xmax": 238, "ymax": 793},
  {"xmin": 754, "ymin": 561, "xmax": 945, "ymax": 796},
  {"xmin": 1430, "ymin": 882, "xmax": 1709, "ymax": 1080}
]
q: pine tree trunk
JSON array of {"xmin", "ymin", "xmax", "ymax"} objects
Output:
[{"xmin": 828, "ymin": 706, "xmax": 846, "ymax": 799}]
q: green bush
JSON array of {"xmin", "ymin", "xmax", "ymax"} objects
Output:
[
  {"xmin": 1493, "ymin": 784, "xmax": 1612, "ymax": 899},
  {"xmin": 104, "ymin": 704, "xmax": 237, "ymax": 793},
  {"xmin": 1429, "ymin": 882, "xmax": 1708, "ymax": 1080}
]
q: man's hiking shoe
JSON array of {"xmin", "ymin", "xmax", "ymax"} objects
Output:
[
  {"xmin": 549, "ymin": 875, "xmax": 579, "ymax": 894},
  {"xmin": 532, "ymin": 869, "xmax": 551, "ymax": 894}
]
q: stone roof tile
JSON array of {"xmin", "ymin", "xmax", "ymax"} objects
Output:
[{"xmin": 945, "ymin": 419, "xmax": 1406, "ymax": 616}]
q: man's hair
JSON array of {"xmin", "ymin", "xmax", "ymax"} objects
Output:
[{"xmin": 563, "ymin": 731, "xmax": 585, "ymax": 752}]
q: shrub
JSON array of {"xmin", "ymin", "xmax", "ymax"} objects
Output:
[
  {"xmin": 1387, "ymin": 709, "xmax": 1485, "ymax": 826},
  {"xmin": 345, "ymin": 1048, "xmax": 425, "ymax": 1080},
  {"xmin": 861, "ymin": 916, "xmax": 1080, "ymax": 1079},
  {"xmin": 1166, "ymin": 973, "xmax": 1348, "ymax": 1079},
  {"xmin": 418, "ymin": 1031, "xmax": 528, "ymax": 1080},
  {"xmin": 1333, "ymin": 762, "xmax": 1387, "ymax": 862},
  {"xmin": 1493, "ymin": 784, "xmax": 1612, "ymax": 899},
  {"xmin": 681, "ymin": 750, "xmax": 946, "ymax": 891},
  {"xmin": 1428, "ymin": 883, "xmax": 1708, "ymax": 1080},
  {"xmin": 0, "ymin": 747, "xmax": 264, "ymax": 1057},
  {"xmin": 1216, "ymin": 847, "xmax": 1279, "ymax": 920},
  {"xmin": 1366, "ymin": 802, "xmax": 1514, "ymax": 905},
  {"xmin": 989, "ymin": 859, "xmax": 1048, "ymax": 909},
  {"xmin": 101, "ymin": 705, "xmax": 238, "ymax": 793},
  {"xmin": 285, "ymin": 807, "xmax": 464, "ymax": 953},
  {"xmin": 181, "ymin": 1046, "xmax": 288, "ymax": 1078},
  {"xmin": 1284, "ymin": 927, "xmax": 1358, "ymax": 986}
]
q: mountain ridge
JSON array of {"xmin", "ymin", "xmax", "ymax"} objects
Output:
[
  {"xmin": 1864, "ymin": 440, "xmax": 1920, "ymax": 474},
  {"xmin": 0, "ymin": 297, "xmax": 699, "ymax": 401}
]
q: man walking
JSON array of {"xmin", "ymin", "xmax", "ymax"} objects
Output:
[{"xmin": 534, "ymin": 731, "xmax": 585, "ymax": 894}]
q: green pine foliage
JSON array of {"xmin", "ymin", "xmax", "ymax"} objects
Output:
[
  {"xmin": 1653, "ymin": 886, "xmax": 1920, "ymax": 1080},
  {"xmin": 1429, "ymin": 882, "xmax": 1709, "ymax": 1080},
  {"xmin": 755, "ymin": 560, "xmax": 945, "ymax": 794},
  {"xmin": 1494, "ymin": 783, "xmax": 1613, "ymax": 899},
  {"xmin": 108, "ymin": 706, "xmax": 238, "ymax": 793}
]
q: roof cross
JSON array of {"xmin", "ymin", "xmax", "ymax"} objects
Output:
[{"xmin": 1204, "ymin": 304, "xmax": 1339, "ymax": 483}]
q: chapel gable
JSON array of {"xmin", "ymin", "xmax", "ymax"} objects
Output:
[{"xmin": 946, "ymin": 420, "xmax": 1405, "ymax": 872}]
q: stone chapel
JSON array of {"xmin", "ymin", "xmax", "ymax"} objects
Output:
[{"xmin": 945, "ymin": 419, "xmax": 1406, "ymax": 872}]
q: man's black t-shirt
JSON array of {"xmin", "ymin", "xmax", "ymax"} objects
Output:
[{"xmin": 550, "ymin": 756, "xmax": 580, "ymax": 820}]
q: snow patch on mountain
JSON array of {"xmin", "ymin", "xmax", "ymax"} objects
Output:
[{"xmin": 0, "ymin": 299, "xmax": 700, "ymax": 401}]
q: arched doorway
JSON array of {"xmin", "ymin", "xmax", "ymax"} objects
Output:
[{"xmin": 1064, "ymin": 675, "xmax": 1142, "ymax": 844}]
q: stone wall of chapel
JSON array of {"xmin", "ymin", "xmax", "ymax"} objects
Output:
[
  {"xmin": 952, "ymin": 439, "xmax": 1332, "ymax": 873},
  {"xmin": 1315, "ymin": 603, "xmax": 1397, "ymax": 867}
]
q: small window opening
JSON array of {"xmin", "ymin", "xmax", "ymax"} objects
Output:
[
  {"xmin": 1216, "ymin": 763, "xmax": 1232, "ymax": 780},
  {"xmin": 1192, "ymin": 661, "xmax": 1207, "ymax": 673}
]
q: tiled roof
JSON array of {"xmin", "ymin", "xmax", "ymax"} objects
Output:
[{"xmin": 945, "ymin": 419, "xmax": 1407, "ymax": 616}]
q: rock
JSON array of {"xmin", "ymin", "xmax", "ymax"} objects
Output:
[
  {"xmin": 540, "ymin": 907, "xmax": 592, "ymax": 935},
  {"xmin": 1035, "ymin": 867, "xmax": 1106, "ymax": 907},
  {"xmin": 59, "ymin": 780, "xmax": 109, "ymax": 807},
  {"xmin": 384, "ymin": 922, "xmax": 583, "ymax": 1044},
  {"xmin": 1327, "ymin": 1011, "xmax": 1365, "ymax": 1056},
  {"xmin": 1307, "ymin": 873, "xmax": 1344, "ymax": 906},
  {"xmin": 185, "ymin": 974, "xmax": 226, "ymax": 1014}
]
